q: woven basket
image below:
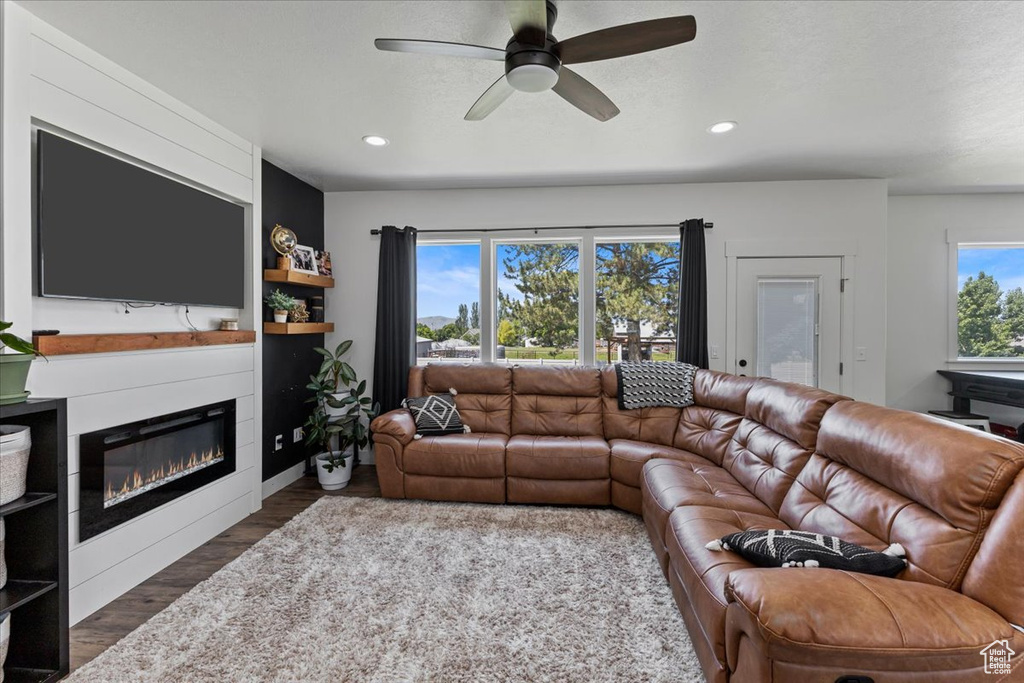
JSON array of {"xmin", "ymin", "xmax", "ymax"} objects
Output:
[
  {"xmin": 0, "ymin": 425, "xmax": 31, "ymax": 506},
  {"xmin": 0, "ymin": 612, "xmax": 9, "ymax": 683}
]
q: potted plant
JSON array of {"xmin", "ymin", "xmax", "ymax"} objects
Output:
[
  {"xmin": 0, "ymin": 321, "xmax": 44, "ymax": 405},
  {"xmin": 264, "ymin": 289, "xmax": 296, "ymax": 323},
  {"xmin": 304, "ymin": 340, "xmax": 378, "ymax": 490},
  {"xmin": 313, "ymin": 340, "xmax": 357, "ymax": 415}
]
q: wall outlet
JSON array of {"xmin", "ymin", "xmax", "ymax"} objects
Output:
[
  {"xmin": 274, "ymin": 434, "xmax": 283, "ymax": 451},
  {"xmin": 855, "ymin": 346, "xmax": 868, "ymax": 361},
  {"xmin": 293, "ymin": 427, "xmax": 303, "ymax": 443}
]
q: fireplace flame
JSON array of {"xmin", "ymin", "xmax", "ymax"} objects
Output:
[{"xmin": 104, "ymin": 446, "xmax": 225, "ymax": 508}]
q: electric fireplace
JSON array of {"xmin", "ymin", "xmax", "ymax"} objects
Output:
[{"xmin": 79, "ymin": 399, "xmax": 235, "ymax": 541}]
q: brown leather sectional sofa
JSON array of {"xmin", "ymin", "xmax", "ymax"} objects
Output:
[{"xmin": 371, "ymin": 363, "xmax": 1024, "ymax": 682}]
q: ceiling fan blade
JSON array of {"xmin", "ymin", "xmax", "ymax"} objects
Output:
[
  {"xmin": 374, "ymin": 39, "xmax": 505, "ymax": 61},
  {"xmin": 552, "ymin": 67, "xmax": 619, "ymax": 122},
  {"xmin": 465, "ymin": 76, "xmax": 516, "ymax": 121},
  {"xmin": 556, "ymin": 15, "xmax": 696, "ymax": 65},
  {"xmin": 505, "ymin": 0, "xmax": 547, "ymax": 46}
]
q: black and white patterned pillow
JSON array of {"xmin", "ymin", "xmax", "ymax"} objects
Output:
[
  {"xmin": 707, "ymin": 530, "xmax": 907, "ymax": 577},
  {"xmin": 402, "ymin": 393, "xmax": 468, "ymax": 438}
]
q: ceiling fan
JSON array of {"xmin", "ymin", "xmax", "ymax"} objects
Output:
[{"xmin": 375, "ymin": 0, "xmax": 696, "ymax": 122}]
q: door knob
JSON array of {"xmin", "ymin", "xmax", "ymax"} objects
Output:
[{"xmin": 738, "ymin": 359, "xmax": 748, "ymax": 367}]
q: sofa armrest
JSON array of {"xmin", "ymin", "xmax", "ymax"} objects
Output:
[
  {"xmin": 371, "ymin": 409, "xmax": 417, "ymax": 446},
  {"xmin": 723, "ymin": 568, "xmax": 1020, "ymax": 677}
]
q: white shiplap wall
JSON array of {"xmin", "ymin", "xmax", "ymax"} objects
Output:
[{"xmin": 1, "ymin": 2, "xmax": 264, "ymax": 624}]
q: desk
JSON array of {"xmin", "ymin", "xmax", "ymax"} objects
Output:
[{"xmin": 936, "ymin": 370, "xmax": 1024, "ymax": 413}]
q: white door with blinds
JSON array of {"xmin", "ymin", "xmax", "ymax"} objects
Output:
[{"xmin": 734, "ymin": 257, "xmax": 843, "ymax": 393}]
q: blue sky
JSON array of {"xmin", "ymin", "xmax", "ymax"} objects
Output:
[
  {"xmin": 958, "ymin": 247, "xmax": 1024, "ymax": 294},
  {"xmin": 416, "ymin": 244, "xmax": 480, "ymax": 318}
]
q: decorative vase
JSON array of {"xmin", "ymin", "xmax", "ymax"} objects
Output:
[
  {"xmin": 0, "ymin": 354, "xmax": 33, "ymax": 405},
  {"xmin": 0, "ymin": 426, "xmax": 31, "ymax": 506},
  {"xmin": 0, "ymin": 612, "xmax": 9, "ymax": 682},
  {"xmin": 316, "ymin": 451, "xmax": 354, "ymax": 491},
  {"xmin": 273, "ymin": 310, "xmax": 288, "ymax": 324}
]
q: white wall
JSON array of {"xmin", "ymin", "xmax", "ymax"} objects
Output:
[
  {"xmin": 887, "ymin": 194, "xmax": 1024, "ymax": 425},
  {"xmin": 324, "ymin": 179, "xmax": 889, "ymax": 416},
  {"xmin": 1, "ymin": 1, "xmax": 263, "ymax": 623}
]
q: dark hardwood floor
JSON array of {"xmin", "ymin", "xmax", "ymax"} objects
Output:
[{"xmin": 69, "ymin": 464, "xmax": 381, "ymax": 671}]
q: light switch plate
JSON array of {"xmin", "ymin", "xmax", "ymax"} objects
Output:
[
  {"xmin": 274, "ymin": 434, "xmax": 283, "ymax": 451},
  {"xmin": 293, "ymin": 427, "xmax": 303, "ymax": 443}
]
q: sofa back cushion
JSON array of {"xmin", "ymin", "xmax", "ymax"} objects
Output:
[
  {"xmin": 721, "ymin": 381, "xmax": 849, "ymax": 513},
  {"xmin": 512, "ymin": 366, "xmax": 603, "ymax": 437},
  {"xmin": 411, "ymin": 364, "xmax": 513, "ymax": 436},
  {"xmin": 780, "ymin": 402, "xmax": 1024, "ymax": 590},
  {"xmin": 672, "ymin": 371, "xmax": 758, "ymax": 463},
  {"xmin": 599, "ymin": 366, "xmax": 681, "ymax": 446},
  {"xmin": 962, "ymin": 469, "xmax": 1024, "ymax": 626}
]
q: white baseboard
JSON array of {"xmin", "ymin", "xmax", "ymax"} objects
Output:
[{"xmin": 262, "ymin": 462, "xmax": 306, "ymax": 499}]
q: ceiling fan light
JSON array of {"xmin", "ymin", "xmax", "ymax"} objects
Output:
[
  {"xmin": 506, "ymin": 64, "xmax": 559, "ymax": 93},
  {"xmin": 707, "ymin": 121, "xmax": 737, "ymax": 134}
]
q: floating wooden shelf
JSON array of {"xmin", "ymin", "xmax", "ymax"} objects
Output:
[
  {"xmin": 263, "ymin": 322, "xmax": 334, "ymax": 335},
  {"xmin": 264, "ymin": 269, "xmax": 334, "ymax": 288},
  {"xmin": 33, "ymin": 330, "xmax": 256, "ymax": 356}
]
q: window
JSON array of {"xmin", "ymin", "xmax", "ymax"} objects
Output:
[
  {"xmin": 414, "ymin": 232, "xmax": 682, "ymax": 366},
  {"xmin": 496, "ymin": 241, "xmax": 580, "ymax": 365},
  {"xmin": 415, "ymin": 243, "xmax": 481, "ymax": 364},
  {"xmin": 595, "ymin": 240, "xmax": 679, "ymax": 364},
  {"xmin": 956, "ymin": 245, "xmax": 1024, "ymax": 359}
]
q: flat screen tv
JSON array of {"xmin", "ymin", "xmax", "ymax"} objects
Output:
[{"xmin": 37, "ymin": 131, "xmax": 245, "ymax": 308}]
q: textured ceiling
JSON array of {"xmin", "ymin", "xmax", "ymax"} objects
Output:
[{"xmin": 15, "ymin": 0, "xmax": 1024, "ymax": 194}]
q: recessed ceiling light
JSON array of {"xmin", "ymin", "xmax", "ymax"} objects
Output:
[
  {"xmin": 362, "ymin": 135, "xmax": 389, "ymax": 147},
  {"xmin": 707, "ymin": 121, "xmax": 737, "ymax": 134}
]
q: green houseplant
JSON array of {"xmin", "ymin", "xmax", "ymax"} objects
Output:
[
  {"xmin": 0, "ymin": 321, "xmax": 44, "ymax": 405},
  {"xmin": 304, "ymin": 340, "xmax": 378, "ymax": 490},
  {"xmin": 264, "ymin": 289, "xmax": 296, "ymax": 324}
]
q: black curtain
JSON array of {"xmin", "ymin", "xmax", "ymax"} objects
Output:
[
  {"xmin": 676, "ymin": 218, "xmax": 709, "ymax": 368},
  {"xmin": 372, "ymin": 226, "xmax": 417, "ymax": 415}
]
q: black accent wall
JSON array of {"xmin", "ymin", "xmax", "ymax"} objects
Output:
[{"xmin": 261, "ymin": 160, "xmax": 324, "ymax": 481}]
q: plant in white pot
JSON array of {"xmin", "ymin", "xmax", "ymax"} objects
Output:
[
  {"xmin": 304, "ymin": 340, "xmax": 378, "ymax": 490},
  {"xmin": 0, "ymin": 320, "xmax": 44, "ymax": 405},
  {"xmin": 264, "ymin": 289, "xmax": 296, "ymax": 324}
]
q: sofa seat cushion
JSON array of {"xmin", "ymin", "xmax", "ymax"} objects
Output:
[
  {"xmin": 506, "ymin": 435, "xmax": 610, "ymax": 480},
  {"xmin": 665, "ymin": 505, "xmax": 789, "ymax": 669},
  {"xmin": 642, "ymin": 459, "xmax": 776, "ymax": 553},
  {"xmin": 609, "ymin": 439, "xmax": 706, "ymax": 488},
  {"xmin": 725, "ymin": 568, "xmax": 1019, "ymax": 673},
  {"xmin": 403, "ymin": 433, "xmax": 507, "ymax": 478}
]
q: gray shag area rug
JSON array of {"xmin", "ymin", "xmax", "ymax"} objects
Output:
[{"xmin": 68, "ymin": 497, "xmax": 701, "ymax": 682}]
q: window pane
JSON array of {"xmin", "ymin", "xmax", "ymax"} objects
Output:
[
  {"xmin": 756, "ymin": 278, "xmax": 817, "ymax": 387},
  {"xmin": 957, "ymin": 246, "xmax": 1024, "ymax": 358},
  {"xmin": 496, "ymin": 242, "xmax": 579, "ymax": 365},
  {"xmin": 595, "ymin": 241, "xmax": 680, "ymax": 364},
  {"xmin": 415, "ymin": 243, "xmax": 481, "ymax": 364}
]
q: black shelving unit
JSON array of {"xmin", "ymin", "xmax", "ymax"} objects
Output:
[{"xmin": 1, "ymin": 399, "xmax": 68, "ymax": 683}]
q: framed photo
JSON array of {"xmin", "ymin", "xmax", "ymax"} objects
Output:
[
  {"xmin": 289, "ymin": 245, "xmax": 318, "ymax": 275},
  {"xmin": 315, "ymin": 250, "xmax": 333, "ymax": 278}
]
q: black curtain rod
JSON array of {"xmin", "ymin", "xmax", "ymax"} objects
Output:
[{"xmin": 370, "ymin": 221, "xmax": 713, "ymax": 236}]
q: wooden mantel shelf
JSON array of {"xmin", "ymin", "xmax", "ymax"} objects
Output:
[
  {"xmin": 33, "ymin": 330, "xmax": 256, "ymax": 356},
  {"xmin": 263, "ymin": 269, "xmax": 334, "ymax": 288}
]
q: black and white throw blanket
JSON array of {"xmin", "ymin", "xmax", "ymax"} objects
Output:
[{"xmin": 615, "ymin": 361, "xmax": 698, "ymax": 410}]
